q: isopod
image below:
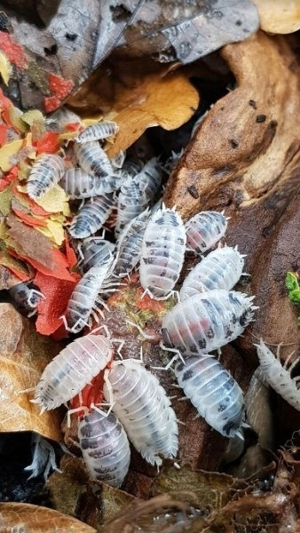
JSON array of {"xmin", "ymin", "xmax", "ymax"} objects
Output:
[
  {"xmin": 185, "ymin": 211, "xmax": 228, "ymax": 254},
  {"xmin": 180, "ymin": 246, "xmax": 245, "ymax": 301},
  {"xmin": 139, "ymin": 205, "xmax": 186, "ymax": 299},
  {"xmin": 9, "ymin": 282, "xmax": 44, "ymax": 317},
  {"xmin": 74, "ymin": 141, "xmax": 113, "ymax": 178},
  {"xmin": 78, "ymin": 237, "xmax": 115, "ymax": 273},
  {"xmin": 113, "ymin": 209, "xmax": 150, "ymax": 277},
  {"xmin": 175, "ymin": 355, "xmax": 245, "ymax": 438},
  {"xmin": 64, "ymin": 257, "xmax": 115, "ymax": 333},
  {"xmin": 33, "ymin": 333, "xmax": 113, "ymax": 411},
  {"xmin": 255, "ymin": 340, "xmax": 300, "ymax": 411},
  {"xmin": 78, "ymin": 408, "xmax": 131, "ymax": 488},
  {"xmin": 60, "ymin": 167, "xmax": 125, "ymax": 199},
  {"xmin": 26, "ymin": 154, "xmax": 65, "ymax": 200},
  {"xmin": 75, "ymin": 121, "xmax": 119, "ymax": 143},
  {"xmin": 103, "ymin": 360, "xmax": 178, "ymax": 466},
  {"xmin": 68, "ymin": 193, "xmax": 115, "ymax": 239},
  {"xmin": 162, "ymin": 289, "xmax": 256, "ymax": 354}
]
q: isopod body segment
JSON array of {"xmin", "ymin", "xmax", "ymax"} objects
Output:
[
  {"xmin": 162, "ymin": 289, "xmax": 256, "ymax": 354},
  {"xmin": 185, "ymin": 211, "xmax": 228, "ymax": 254},
  {"xmin": 78, "ymin": 408, "xmax": 131, "ymax": 488},
  {"xmin": 175, "ymin": 355, "xmax": 245, "ymax": 438},
  {"xmin": 103, "ymin": 360, "xmax": 179, "ymax": 466},
  {"xmin": 139, "ymin": 206, "xmax": 186, "ymax": 299},
  {"xmin": 75, "ymin": 121, "xmax": 119, "ymax": 144},
  {"xmin": 74, "ymin": 141, "xmax": 113, "ymax": 178},
  {"xmin": 68, "ymin": 194, "xmax": 115, "ymax": 239},
  {"xmin": 27, "ymin": 154, "xmax": 65, "ymax": 200}
]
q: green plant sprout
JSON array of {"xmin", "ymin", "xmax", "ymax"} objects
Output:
[{"xmin": 286, "ymin": 272, "xmax": 300, "ymax": 325}]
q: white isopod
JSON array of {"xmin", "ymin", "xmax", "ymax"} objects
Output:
[
  {"xmin": 180, "ymin": 246, "xmax": 245, "ymax": 301},
  {"xmin": 185, "ymin": 211, "xmax": 228, "ymax": 254},
  {"xmin": 75, "ymin": 121, "xmax": 119, "ymax": 143},
  {"xmin": 60, "ymin": 167, "xmax": 125, "ymax": 199},
  {"xmin": 64, "ymin": 258, "xmax": 115, "ymax": 333},
  {"xmin": 255, "ymin": 340, "xmax": 300, "ymax": 411},
  {"xmin": 162, "ymin": 289, "xmax": 256, "ymax": 355},
  {"xmin": 175, "ymin": 355, "xmax": 245, "ymax": 438},
  {"xmin": 103, "ymin": 360, "xmax": 178, "ymax": 466},
  {"xmin": 74, "ymin": 141, "xmax": 113, "ymax": 177},
  {"xmin": 68, "ymin": 194, "xmax": 116, "ymax": 239},
  {"xmin": 27, "ymin": 154, "xmax": 65, "ymax": 200},
  {"xmin": 33, "ymin": 333, "xmax": 113, "ymax": 411},
  {"xmin": 9, "ymin": 282, "xmax": 44, "ymax": 317},
  {"xmin": 78, "ymin": 237, "xmax": 115, "ymax": 273},
  {"xmin": 78, "ymin": 408, "xmax": 131, "ymax": 488},
  {"xmin": 113, "ymin": 209, "xmax": 150, "ymax": 277},
  {"xmin": 139, "ymin": 205, "xmax": 186, "ymax": 300}
]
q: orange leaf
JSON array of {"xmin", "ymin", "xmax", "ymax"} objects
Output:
[
  {"xmin": 34, "ymin": 270, "xmax": 79, "ymax": 336},
  {"xmin": 48, "ymin": 73, "xmax": 74, "ymax": 100},
  {"xmin": 0, "ymin": 124, "xmax": 8, "ymax": 146},
  {"xmin": 0, "ymin": 252, "xmax": 30, "ymax": 281},
  {"xmin": 0, "ymin": 87, "xmax": 12, "ymax": 114},
  {"xmin": 12, "ymin": 208, "xmax": 47, "ymax": 228},
  {"xmin": 65, "ymin": 122, "xmax": 82, "ymax": 132},
  {"xmin": 64, "ymin": 232, "xmax": 77, "ymax": 268},
  {"xmin": 34, "ymin": 131, "xmax": 60, "ymax": 154}
]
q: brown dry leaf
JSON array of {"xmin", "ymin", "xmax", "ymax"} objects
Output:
[
  {"xmin": 0, "ymin": 264, "xmax": 25, "ymax": 290},
  {"xmin": 253, "ymin": 0, "xmax": 300, "ymax": 34},
  {"xmin": 0, "ymin": 303, "xmax": 63, "ymax": 441},
  {"xmin": 0, "ymin": 502, "xmax": 96, "ymax": 532}
]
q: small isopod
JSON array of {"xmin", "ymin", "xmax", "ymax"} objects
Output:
[
  {"xmin": 139, "ymin": 205, "xmax": 186, "ymax": 299},
  {"xmin": 78, "ymin": 408, "xmax": 131, "ymax": 488},
  {"xmin": 113, "ymin": 209, "xmax": 150, "ymax": 277},
  {"xmin": 27, "ymin": 154, "xmax": 65, "ymax": 200},
  {"xmin": 175, "ymin": 355, "xmax": 245, "ymax": 438},
  {"xmin": 78, "ymin": 237, "xmax": 115, "ymax": 273},
  {"xmin": 162, "ymin": 289, "xmax": 256, "ymax": 354},
  {"xmin": 255, "ymin": 340, "xmax": 300, "ymax": 411},
  {"xmin": 103, "ymin": 360, "xmax": 178, "ymax": 466},
  {"xmin": 68, "ymin": 194, "xmax": 116, "ymax": 239},
  {"xmin": 180, "ymin": 246, "xmax": 245, "ymax": 301},
  {"xmin": 9, "ymin": 282, "xmax": 44, "ymax": 317},
  {"xmin": 75, "ymin": 121, "xmax": 119, "ymax": 144},
  {"xmin": 33, "ymin": 333, "xmax": 113, "ymax": 411},
  {"xmin": 60, "ymin": 167, "xmax": 125, "ymax": 199},
  {"xmin": 185, "ymin": 211, "xmax": 228, "ymax": 254},
  {"xmin": 64, "ymin": 257, "xmax": 115, "ymax": 333},
  {"xmin": 74, "ymin": 141, "xmax": 113, "ymax": 178}
]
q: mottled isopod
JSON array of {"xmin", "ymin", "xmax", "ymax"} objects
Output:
[
  {"xmin": 255, "ymin": 340, "xmax": 300, "ymax": 411},
  {"xmin": 9, "ymin": 282, "xmax": 44, "ymax": 317},
  {"xmin": 113, "ymin": 209, "xmax": 150, "ymax": 277},
  {"xmin": 185, "ymin": 211, "xmax": 228, "ymax": 254},
  {"xmin": 74, "ymin": 141, "xmax": 113, "ymax": 178},
  {"xmin": 33, "ymin": 333, "xmax": 113, "ymax": 411},
  {"xmin": 27, "ymin": 154, "xmax": 65, "ymax": 200},
  {"xmin": 139, "ymin": 205, "xmax": 186, "ymax": 299},
  {"xmin": 76, "ymin": 121, "xmax": 119, "ymax": 143},
  {"xmin": 162, "ymin": 289, "xmax": 256, "ymax": 354},
  {"xmin": 175, "ymin": 355, "xmax": 245, "ymax": 438},
  {"xmin": 78, "ymin": 408, "xmax": 130, "ymax": 488},
  {"xmin": 180, "ymin": 246, "xmax": 245, "ymax": 301},
  {"xmin": 78, "ymin": 237, "xmax": 115, "ymax": 273},
  {"xmin": 60, "ymin": 167, "xmax": 125, "ymax": 199},
  {"xmin": 68, "ymin": 194, "xmax": 116, "ymax": 239},
  {"xmin": 103, "ymin": 360, "xmax": 178, "ymax": 466}
]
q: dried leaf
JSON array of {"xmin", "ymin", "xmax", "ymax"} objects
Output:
[
  {"xmin": 0, "ymin": 303, "xmax": 62, "ymax": 441},
  {"xmin": 33, "ymin": 185, "xmax": 70, "ymax": 216},
  {"xmin": 0, "ymin": 138, "xmax": 24, "ymax": 171},
  {"xmin": 0, "ymin": 502, "xmax": 96, "ymax": 532},
  {"xmin": 0, "ymin": 251, "xmax": 30, "ymax": 281},
  {"xmin": 253, "ymin": 0, "xmax": 300, "ymax": 34},
  {"xmin": 0, "ymin": 50, "xmax": 12, "ymax": 85}
]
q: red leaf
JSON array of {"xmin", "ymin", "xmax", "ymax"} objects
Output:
[
  {"xmin": 44, "ymin": 96, "xmax": 61, "ymax": 114},
  {"xmin": 34, "ymin": 131, "xmax": 60, "ymax": 154},
  {"xmin": 65, "ymin": 122, "xmax": 82, "ymax": 132},
  {"xmin": 0, "ymin": 124, "xmax": 8, "ymax": 146},
  {"xmin": 12, "ymin": 208, "xmax": 47, "ymax": 228},
  {"xmin": 64, "ymin": 232, "xmax": 77, "ymax": 268},
  {"xmin": 48, "ymin": 73, "xmax": 74, "ymax": 100},
  {"xmin": 0, "ymin": 31, "xmax": 28, "ymax": 69}
]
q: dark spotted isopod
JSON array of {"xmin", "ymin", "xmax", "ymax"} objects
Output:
[
  {"xmin": 68, "ymin": 194, "xmax": 116, "ymax": 239},
  {"xmin": 74, "ymin": 141, "xmax": 113, "ymax": 178},
  {"xmin": 113, "ymin": 209, "xmax": 150, "ymax": 277},
  {"xmin": 60, "ymin": 167, "xmax": 125, "ymax": 199},
  {"xmin": 161, "ymin": 289, "xmax": 256, "ymax": 354},
  {"xmin": 78, "ymin": 237, "xmax": 115, "ymax": 273},
  {"xmin": 27, "ymin": 154, "xmax": 65, "ymax": 200},
  {"xmin": 78, "ymin": 408, "xmax": 131, "ymax": 488},
  {"xmin": 185, "ymin": 211, "xmax": 228, "ymax": 254},
  {"xmin": 175, "ymin": 355, "xmax": 245, "ymax": 438},
  {"xmin": 139, "ymin": 205, "xmax": 186, "ymax": 299},
  {"xmin": 9, "ymin": 282, "xmax": 44, "ymax": 317},
  {"xmin": 75, "ymin": 121, "xmax": 119, "ymax": 143},
  {"xmin": 103, "ymin": 360, "xmax": 179, "ymax": 466},
  {"xmin": 180, "ymin": 246, "xmax": 245, "ymax": 300}
]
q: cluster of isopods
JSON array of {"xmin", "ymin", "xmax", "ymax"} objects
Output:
[{"xmin": 19, "ymin": 119, "xmax": 259, "ymax": 488}]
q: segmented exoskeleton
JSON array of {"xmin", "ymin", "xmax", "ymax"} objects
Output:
[
  {"xmin": 27, "ymin": 154, "xmax": 65, "ymax": 200},
  {"xmin": 139, "ymin": 205, "xmax": 186, "ymax": 299},
  {"xmin": 78, "ymin": 237, "xmax": 115, "ymax": 273},
  {"xmin": 113, "ymin": 209, "xmax": 150, "ymax": 277},
  {"xmin": 60, "ymin": 167, "xmax": 125, "ymax": 199},
  {"xmin": 9, "ymin": 282, "xmax": 44, "ymax": 317},
  {"xmin": 75, "ymin": 121, "xmax": 119, "ymax": 144},
  {"xmin": 103, "ymin": 360, "xmax": 178, "ymax": 466},
  {"xmin": 74, "ymin": 141, "xmax": 113, "ymax": 178},
  {"xmin": 162, "ymin": 289, "xmax": 256, "ymax": 354},
  {"xmin": 175, "ymin": 355, "xmax": 245, "ymax": 438},
  {"xmin": 33, "ymin": 333, "xmax": 113, "ymax": 411},
  {"xmin": 78, "ymin": 408, "xmax": 130, "ymax": 488},
  {"xmin": 185, "ymin": 211, "xmax": 228, "ymax": 254},
  {"xmin": 68, "ymin": 194, "xmax": 116, "ymax": 239},
  {"xmin": 180, "ymin": 246, "xmax": 245, "ymax": 300}
]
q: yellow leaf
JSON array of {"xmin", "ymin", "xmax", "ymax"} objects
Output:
[
  {"xmin": 0, "ymin": 251, "xmax": 29, "ymax": 277},
  {"xmin": 82, "ymin": 116, "xmax": 103, "ymax": 127},
  {"xmin": 0, "ymin": 50, "xmax": 12, "ymax": 85},
  {"xmin": 253, "ymin": 0, "xmax": 300, "ymax": 34},
  {"xmin": 33, "ymin": 184, "xmax": 71, "ymax": 215},
  {"xmin": 0, "ymin": 184, "xmax": 13, "ymax": 216},
  {"xmin": 21, "ymin": 109, "xmax": 45, "ymax": 127},
  {"xmin": 58, "ymin": 131, "xmax": 78, "ymax": 142},
  {"xmin": 0, "ymin": 139, "xmax": 24, "ymax": 172},
  {"xmin": 8, "ymin": 106, "xmax": 28, "ymax": 133},
  {"xmin": 0, "ymin": 220, "xmax": 8, "ymax": 240},
  {"xmin": 37, "ymin": 219, "xmax": 65, "ymax": 246}
]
